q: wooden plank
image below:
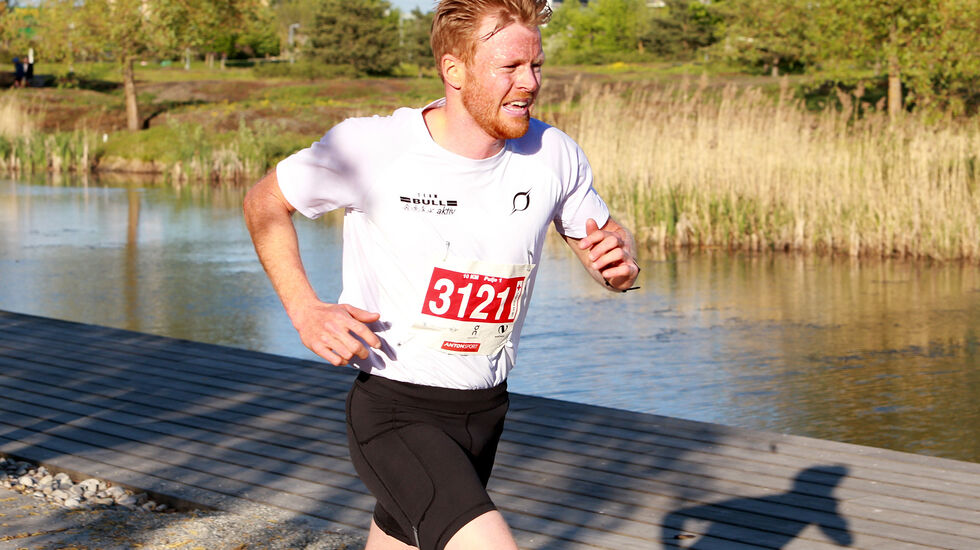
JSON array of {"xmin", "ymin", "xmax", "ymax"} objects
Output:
[
  {"xmin": 0, "ymin": 339, "xmax": 352, "ymax": 420},
  {"xmin": 0, "ymin": 356, "xmax": 351, "ymax": 440}
]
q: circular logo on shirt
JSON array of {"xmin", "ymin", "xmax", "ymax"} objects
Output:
[{"xmin": 511, "ymin": 190, "xmax": 530, "ymax": 214}]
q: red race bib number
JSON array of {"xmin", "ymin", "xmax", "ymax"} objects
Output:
[{"xmin": 422, "ymin": 267, "xmax": 525, "ymax": 323}]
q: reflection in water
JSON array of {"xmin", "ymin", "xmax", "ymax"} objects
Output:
[
  {"xmin": 522, "ymin": 249, "xmax": 979, "ymax": 462},
  {"xmin": 126, "ymin": 185, "xmax": 140, "ymax": 332},
  {"xmin": 0, "ymin": 178, "xmax": 977, "ymax": 463}
]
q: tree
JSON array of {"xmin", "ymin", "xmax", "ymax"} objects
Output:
[
  {"xmin": 709, "ymin": 0, "xmax": 980, "ymax": 116},
  {"xmin": 233, "ymin": 8, "xmax": 280, "ymax": 59},
  {"xmin": 542, "ymin": 0, "xmax": 595, "ymax": 64},
  {"xmin": 712, "ymin": 0, "xmax": 813, "ymax": 76},
  {"xmin": 927, "ymin": 0, "xmax": 980, "ymax": 115},
  {"xmin": 0, "ymin": 1, "xmax": 16, "ymax": 52},
  {"xmin": 179, "ymin": 1, "xmax": 279, "ymax": 68},
  {"xmin": 41, "ymin": 0, "xmax": 260, "ymax": 131},
  {"xmin": 543, "ymin": 0, "xmax": 657, "ymax": 64},
  {"xmin": 811, "ymin": 0, "xmax": 934, "ymax": 118},
  {"xmin": 308, "ymin": 0, "xmax": 400, "ymax": 76},
  {"xmin": 67, "ymin": 0, "xmax": 165, "ymax": 130},
  {"xmin": 2, "ymin": 2, "xmax": 40, "ymax": 58},
  {"xmin": 401, "ymin": 7, "xmax": 434, "ymax": 72},
  {"xmin": 809, "ymin": 0, "xmax": 980, "ymax": 118},
  {"xmin": 644, "ymin": 0, "xmax": 720, "ymax": 59}
]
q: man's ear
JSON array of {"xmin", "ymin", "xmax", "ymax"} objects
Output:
[{"xmin": 442, "ymin": 54, "xmax": 465, "ymax": 90}]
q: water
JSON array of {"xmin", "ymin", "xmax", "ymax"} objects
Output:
[{"xmin": 1, "ymin": 177, "xmax": 978, "ymax": 463}]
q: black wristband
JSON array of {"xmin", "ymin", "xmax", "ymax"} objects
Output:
[{"xmin": 604, "ymin": 265, "xmax": 640, "ymax": 293}]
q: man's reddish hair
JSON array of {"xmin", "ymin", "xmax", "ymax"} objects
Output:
[{"xmin": 431, "ymin": 0, "xmax": 551, "ymax": 70}]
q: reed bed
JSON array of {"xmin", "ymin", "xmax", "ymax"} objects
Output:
[
  {"xmin": 165, "ymin": 120, "xmax": 288, "ymax": 184},
  {"xmin": 0, "ymin": 94, "xmax": 95, "ymax": 175},
  {"xmin": 0, "ymin": 92, "xmax": 298, "ymax": 182},
  {"xmin": 545, "ymin": 79, "xmax": 980, "ymax": 261}
]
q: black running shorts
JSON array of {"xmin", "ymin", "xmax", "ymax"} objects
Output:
[{"xmin": 346, "ymin": 371, "xmax": 509, "ymax": 550}]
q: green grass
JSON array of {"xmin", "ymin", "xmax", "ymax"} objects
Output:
[
  {"xmin": 44, "ymin": 60, "xmax": 265, "ymax": 83},
  {"xmin": 94, "ymin": 119, "xmax": 312, "ymax": 180}
]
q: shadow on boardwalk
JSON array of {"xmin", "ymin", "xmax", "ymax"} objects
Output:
[
  {"xmin": 496, "ymin": 395, "xmax": 857, "ymax": 549},
  {"xmin": 660, "ymin": 465, "xmax": 853, "ymax": 549}
]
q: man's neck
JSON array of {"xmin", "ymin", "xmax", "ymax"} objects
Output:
[{"xmin": 423, "ymin": 102, "xmax": 504, "ymax": 160}]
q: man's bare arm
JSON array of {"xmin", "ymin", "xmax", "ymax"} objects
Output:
[
  {"xmin": 563, "ymin": 216, "xmax": 640, "ymax": 291},
  {"xmin": 243, "ymin": 170, "xmax": 381, "ymax": 365}
]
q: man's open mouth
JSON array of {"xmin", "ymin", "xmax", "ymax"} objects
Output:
[{"xmin": 503, "ymin": 99, "xmax": 532, "ymax": 115}]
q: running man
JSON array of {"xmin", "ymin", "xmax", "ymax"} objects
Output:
[{"xmin": 243, "ymin": 1, "xmax": 640, "ymax": 548}]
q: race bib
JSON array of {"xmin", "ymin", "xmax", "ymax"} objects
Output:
[{"xmin": 409, "ymin": 257, "xmax": 534, "ymax": 355}]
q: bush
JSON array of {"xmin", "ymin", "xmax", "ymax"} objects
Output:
[{"xmin": 251, "ymin": 59, "xmax": 358, "ymax": 80}]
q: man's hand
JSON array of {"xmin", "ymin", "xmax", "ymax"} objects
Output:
[
  {"xmin": 244, "ymin": 170, "xmax": 382, "ymax": 366},
  {"xmin": 572, "ymin": 217, "xmax": 640, "ymax": 291},
  {"xmin": 292, "ymin": 302, "xmax": 382, "ymax": 366}
]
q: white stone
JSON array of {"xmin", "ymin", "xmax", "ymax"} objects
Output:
[{"xmin": 116, "ymin": 494, "xmax": 138, "ymax": 507}]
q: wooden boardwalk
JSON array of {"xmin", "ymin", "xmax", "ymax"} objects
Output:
[{"xmin": 1, "ymin": 310, "xmax": 978, "ymax": 549}]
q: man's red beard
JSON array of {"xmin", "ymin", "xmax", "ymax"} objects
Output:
[{"xmin": 461, "ymin": 84, "xmax": 533, "ymax": 140}]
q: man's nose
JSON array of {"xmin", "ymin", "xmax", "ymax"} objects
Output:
[{"xmin": 516, "ymin": 65, "xmax": 541, "ymax": 93}]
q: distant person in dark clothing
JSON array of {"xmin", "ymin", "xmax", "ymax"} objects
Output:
[{"xmin": 12, "ymin": 56, "xmax": 24, "ymax": 88}]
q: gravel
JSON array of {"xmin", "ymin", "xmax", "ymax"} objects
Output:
[
  {"xmin": 2, "ymin": 457, "xmax": 171, "ymax": 512},
  {"xmin": 0, "ymin": 457, "xmax": 366, "ymax": 549}
]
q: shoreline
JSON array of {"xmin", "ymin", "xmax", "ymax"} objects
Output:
[
  {"xmin": 3, "ymin": 74, "xmax": 978, "ymax": 262},
  {"xmin": 5, "ymin": 168, "xmax": 979, "ymax": 263}
]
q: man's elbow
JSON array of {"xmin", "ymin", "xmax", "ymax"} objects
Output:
[
  {"xmin": 242, "ymin": 173, "xmax": 296, "ymax": 263},
  {"xmin": 243, "ymin": 171, "xmax": 285, "ymax": 218}
]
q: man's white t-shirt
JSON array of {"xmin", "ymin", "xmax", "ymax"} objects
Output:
[{"xmin": 277, "ymin": 99, "xmax": 610, "ymax": 389}]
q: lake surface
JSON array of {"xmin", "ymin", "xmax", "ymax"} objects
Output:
[{"xmin": 1, "ymin": 177, "xmax": 978, "ymax": 463}]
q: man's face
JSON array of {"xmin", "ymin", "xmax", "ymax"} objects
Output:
[{"xmin": 460, "ymin": 17, "xmax": 544, "ymax": 141}]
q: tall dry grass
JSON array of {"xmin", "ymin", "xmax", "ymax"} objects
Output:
[
  {"xmin": 545, "ymin": 78, "xmax": 980, "ymax": 261},
  {"xmin": 0, "ymin": 93, "xmax": 95, "ymax": 174},
  {"xmin": 0, "ymin": 94, "xmax": 37, "ymax": 139}
]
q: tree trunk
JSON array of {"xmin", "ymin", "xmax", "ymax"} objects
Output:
[
  {"xmin": 771, "ymin": 57, "xmax": 780, "ymax": 78},
  {"xmin": 123, "ymin": 55, "xmax": 140, "ymax": 131},
  {"xmin": 887, "ymin": 25, "xmax": 902, "ymax": 120},
  {"xmin": 887, "ymin": 53, "xmax": 902, "ymax": 119}
]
